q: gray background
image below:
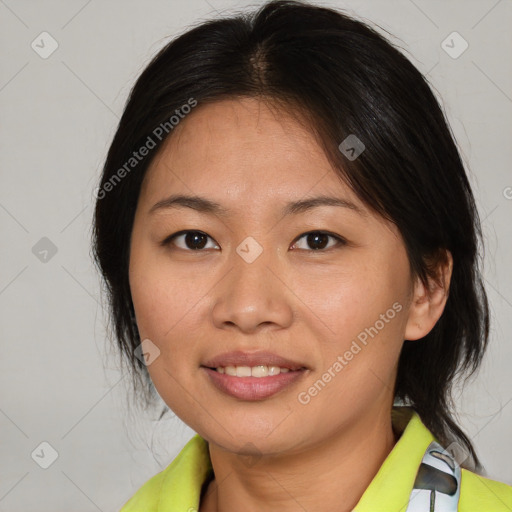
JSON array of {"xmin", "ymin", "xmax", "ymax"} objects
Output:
[{"xmin": 0, "ymin": 0, "xmax": 511, "ymax": 510}]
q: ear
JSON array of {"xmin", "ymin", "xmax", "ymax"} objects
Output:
[{"xmin": 404, "ymin": 250, "xmax": 453, "ymax": 341}]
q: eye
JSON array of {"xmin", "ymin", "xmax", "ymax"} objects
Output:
[
  {"xmin": 161, "ymin": 230, "xmax": 219, "ymax": 251},
  {"xmin": 291, "ymin": 231, "xmax": 346, "ymax": 251}
]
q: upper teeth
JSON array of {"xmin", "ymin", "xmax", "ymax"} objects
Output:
[{"xmin": 217, "ymin": 365, "xmax": 291, "ymax": 377}]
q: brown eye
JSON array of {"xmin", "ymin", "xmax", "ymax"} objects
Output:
[
  {"xmin": 162, "ymin": 230, "xmax": 219, "ymax": 251},
  {"xmin": 291, "ymin": 231, "xmax": 346, "ymax": 251}
]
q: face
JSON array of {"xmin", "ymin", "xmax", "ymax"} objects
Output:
[{"xmin": 129, "ymin": 97, "xmax": 416, "ymax": 456}]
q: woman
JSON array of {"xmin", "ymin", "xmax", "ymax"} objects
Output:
[{"xmin": 92, "ymin": 1, "xmax": 512, "ymax": 510}]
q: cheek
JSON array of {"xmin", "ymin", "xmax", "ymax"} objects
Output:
[
  {"xmin": 129, "ymin": 242, "xmax": 207, "ymax": 342},
  {"xmin": 295, "ymin": 256, "xmax": 409, "ymax": 398},
  {"xmin": 129, "ymin": 250, "xmax": 208, "ymax": 421},
  {"xmin": 295, "ymin": 259, "xmax": 405, "ymax": 340},
  {"xmin": 294, "ymin": 277, "xmax": 406, "ymax": 428},
  {"xmin": 128, "ymin": 244, "xmax": 217, "ymax": 385}
]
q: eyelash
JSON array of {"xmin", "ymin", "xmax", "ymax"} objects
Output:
[{"xmin": 160, "ymin": 230, "xmax": 347, "ymax": 252}]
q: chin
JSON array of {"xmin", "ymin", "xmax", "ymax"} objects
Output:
[{"xmin": 199, "ymin": 422, "xmax": 308, "ymax": 458}]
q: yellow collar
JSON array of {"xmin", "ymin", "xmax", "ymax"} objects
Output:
[
  {"xmin": 353, "ymin": 407, "xmax": 435, "ymax": 511},
  {"xmin": 121, "ymin": 406, "xmax": 440, "ymax": 511}
]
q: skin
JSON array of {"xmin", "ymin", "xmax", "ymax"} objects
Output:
[{"xmin": 129, "ymin": 97, "xmax": 452, "ymax": 512}]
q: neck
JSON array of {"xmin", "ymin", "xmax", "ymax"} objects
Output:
[{"xmin": 200, "ymin": 404, "xmax": 398, "ymax": 512}]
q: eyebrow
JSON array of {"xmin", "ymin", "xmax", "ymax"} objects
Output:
[{"xmin": 149, "ymin": 193, "xmax": 365, "ymax": 217}]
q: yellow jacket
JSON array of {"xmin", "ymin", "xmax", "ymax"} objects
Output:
[{"xmin": 120, "ymin": 407, "xmax": 512, "ymax": 511}]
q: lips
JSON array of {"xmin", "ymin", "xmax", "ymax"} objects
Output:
[{"xmin": 201, "ymin": 350, "xmax": 308, "ymax": 401}]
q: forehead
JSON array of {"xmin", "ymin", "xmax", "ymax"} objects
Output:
[{"xmin": 140, "ymin": 97, "xmax": 362, "ymax": 212}]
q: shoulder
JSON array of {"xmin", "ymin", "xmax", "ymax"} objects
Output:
[
  {"xmin": 119, "ymin": 463, "xmax": 168, "ymax": 511},
  {"xmin": 119, "ymin": 434, "xmax": 211, "ymax": 512},
  {"xmin": 459, "ymin": 468, "xmax": 512, "ymax": 511}
]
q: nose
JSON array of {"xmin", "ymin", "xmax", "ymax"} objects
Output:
[{"xmin": 211, "ymin": 246, "xmax": 294, "ymax": 334}]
